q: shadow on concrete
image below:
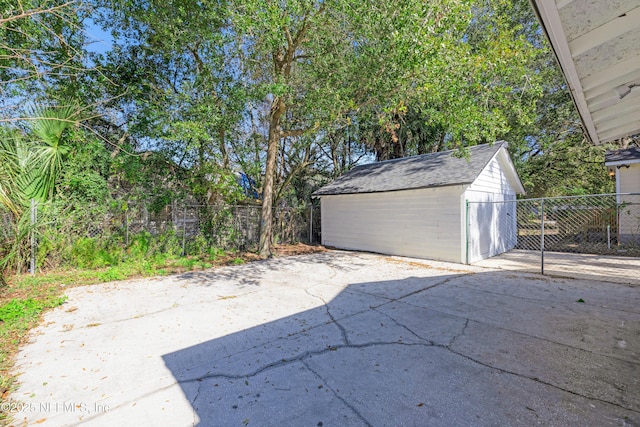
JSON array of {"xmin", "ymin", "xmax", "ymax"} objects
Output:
[
  {"xmin": 162, "ymin": 271, "xmax": 640, "ymax": 426},
  {"xmin": 176, "ymin": 251, "xmax": 370, "ymax": 289}
]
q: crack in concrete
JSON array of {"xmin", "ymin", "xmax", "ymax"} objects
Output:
[
  {"xmin": 71, "ymin": 288, "xmax": 264, "ymax": 329},
  {"xmin": 301, "ymin": 359, "xmax": 373, "ymax": 427},
  {"xmin": 181, "ymin": 315, "xmax": 640, "ymax": 417},
  {"xmin": 394, "ymin": 275, "xmax": 464, "ymax": 302},
  {"xmin": 179, "ymin": 341, "xmax": 433, "ymax": 384},
  {"xmin": 439, "ymin": 343, "xmax": 640, "ymax": 415},
  {"xmin": 372, "ymin": 307, "xmax": 434, "ymax": 344},
  {"xmin": 192, "ymin": 380, "xmax": 203, "ymax": 427},
  {"xmin": 186, "ymin": 275, "xmax": 461, "ymax": 383},
  {"xmin": 380, "ymin": 310, "xmax": 640, "ymax": 415},
  {"xmin": 396, "ymin": 298, "xmax": 640, "ymax": 367},
  {"xmin": 172, "ymin": 268, "xmax": 638, "ymax": 418},
  {"xmin": 352, "ymin": 275, "xmax": 465, "ymax": 308},
  {"xmin": 71, "ymin": 305, "xmax": 182, "ymax": 329},
  {"xmin": 448, "ymin": 318, "xmax": 470, "ymax": 347},
  {"xmin": 304, "ymin": 288, "xmax": 350, "ymax": 345}
]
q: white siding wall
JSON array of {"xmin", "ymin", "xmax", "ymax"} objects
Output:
[
  {"xmin": 465, "ymin": 154, "xmax": 518, "ymax": 263},
  {"xmin": 321, "ymin": 186, "xmax": 465, "ymax": 263},
  {"xmin": 619, "ymin": 163, "xmax": 640, "ymax": 194},
  {"xmin": 468, "ymin": 151, "xmax": 516, "ymax": 194},
  {"xmin": 618, "ymin": 164, "xmax": 640, "ymax": 242}
]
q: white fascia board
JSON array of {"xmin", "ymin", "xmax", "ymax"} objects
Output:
[
  {"xmin": 496, "ymin": 148, "xmax": 526, "ymax": 195},
  {"xmin": 605, "ymin": 159, "xmax": 640, "ymax": 167}
]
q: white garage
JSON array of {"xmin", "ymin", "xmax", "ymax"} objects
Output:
[{"xmin": 313, "ymin": 142, "xmax": 525, "ymax": 264}]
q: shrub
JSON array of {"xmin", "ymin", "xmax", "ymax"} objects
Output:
[
  {"xmin": 69, "ymin": 237, "xmax": 118, "ymax": 269},
  {"xmin": 127, "ymin": 232, "xmax": 152, "ymax": 260},
  {"xmin": 185, "ymin": 234, "xmax": 209, "ymax": 257},
  {"xmin": 208, "ymin": 247, "xmax": 226, "ymax": 259},
  {"xmin": 154, "ymin": 229, "xmax": 182, "ymax": 258},
  {"xmin": 71, "ymin": 238, "xmax": 100, "ymax": 268}
]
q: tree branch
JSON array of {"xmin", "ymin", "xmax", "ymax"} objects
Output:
[
  {"xmin": 279, "ymin": 128, "xmax": 308, "ymax": 138},
  {"xmin": 0, "ymin": 1, "xmax": 77, "ymax": 26}
]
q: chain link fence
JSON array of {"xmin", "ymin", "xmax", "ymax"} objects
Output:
[
  {"xmin": 467, "ymin": 193, "xmax": 640, "ymax": 275},
  {"xmin": 1, "ymin": 201, "xmax": 322, "ymax": 274},
  {"xmin": 0, "ymin": 209, "xmax": 14, "ymax": 271},
  {"xmin": 0, "ymin": 210, "xmax": 12, "ymax": 242}
]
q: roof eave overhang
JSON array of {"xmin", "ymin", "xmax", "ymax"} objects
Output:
[
  {"xmin": 529, "ymin": 1, "xmax": 640, "ymax": 145},
  {"xmin": 529, "ymin": 0, "xmax": 600, "ymax": 144},
  {"xmin": 605, "ymin": 158, "xmax": 640, "ymax": 167},
  {"xmin": 313, "ymin": 182, "xmax": 473, "ymax": 198}
]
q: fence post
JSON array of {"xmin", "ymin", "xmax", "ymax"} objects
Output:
[
  {"xmin": 309, "ymin": 206, "xmax": 313, "ymax": 245},
  {"xmin": 233, "ymin": 206, "xmax": 237, "ymax": 249},
  {"xmin": 125, "ymin": 209, "xmax": 129, "ymax": 246},
  {"xmin": 465, "ymin": 200, "xmax": 470, "ymax": 265},
  {"xmin": 182, "ymin": 206, "xmax": 187, "ymax": 256},
  {"xmin": 540, "ymin": 198, "xmax": 545, "ymax": 275},
  {"xmin": 30, "ymin": 199, "xmax": 36, "ymax": 275}
]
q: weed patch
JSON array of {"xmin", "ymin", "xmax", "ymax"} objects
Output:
[{"xmin": 0, "ymin": 294, "xmax": 66, "ymax": 424}]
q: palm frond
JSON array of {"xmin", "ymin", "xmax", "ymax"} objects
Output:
[
  {"xmin": 23, "ymin": 103, "xmax": 79, "ymax": 201},
  {"xmin": 0, "ymin": 130, "xmax": 24, "ymax": 215},
  {"xmin": 27, "ymin": 104, "xmax": 78, "ymax": 149}
]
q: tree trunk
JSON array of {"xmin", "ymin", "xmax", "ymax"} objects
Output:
[
  {"xmin": 258, "ymin": 17, "xmax": 313, "ymax": 256},
  {"xmin": 219, "ymin": 128, "xmax": 229, "ymax": 169},
  {"xmin": 259, "ymin": 96, "xmax": 285, "ymax": 257}
]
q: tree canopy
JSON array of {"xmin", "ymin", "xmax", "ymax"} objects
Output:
[{"xmin": 0, "ymin": 0, "xmax": 624, "ymax": 257}]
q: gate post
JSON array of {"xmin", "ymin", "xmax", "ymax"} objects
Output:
[
  {"xmin": 540, "ymin": 198, "xmax": 545, "ymax": 275},
  {"xmin": 30, "ymin": 199, "xmax": 37, "ymax": 275},
  {"xmin": 465, "ymin": 200, "xmax": 470, "ymax": 264},
  {"xmin": 182, "ymin": 206, "xmax": 186, "ymax": 256},
  {"xmin": 309, "ymin": 206, "xmax": 313, "ymax": 245}
]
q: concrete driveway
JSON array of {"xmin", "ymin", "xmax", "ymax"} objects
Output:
[
  {"xmin": 10, "ymin": 251, "xmax": 640, "ymax": 426},
  {"xmin": 474, "ymin": 249, "xmax": 640, "ymax": 286}
]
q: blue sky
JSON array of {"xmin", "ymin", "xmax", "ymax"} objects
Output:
[{"xmin": 84, "ymin": 17, "xmax": 114, "ymax": 55}]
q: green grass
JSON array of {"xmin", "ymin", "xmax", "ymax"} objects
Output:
[
  {"xmin": 0, "ymin": 292, "xmax": 67, "ymax": 425},
  {"xmin": 0, "ymin": 297, "xmax": 67, "ymax": 347}
]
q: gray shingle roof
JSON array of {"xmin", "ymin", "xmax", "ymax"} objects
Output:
[
  {"xmin": 605, "ymin": 146, "xmax": 640, "ymax": 163},
  {"xmin": 313, "ymin": 142, "xmax": 507, "ymax": 196}
]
